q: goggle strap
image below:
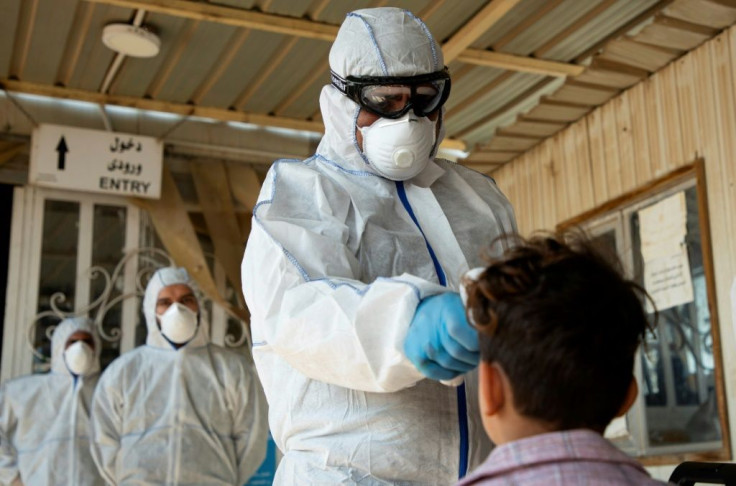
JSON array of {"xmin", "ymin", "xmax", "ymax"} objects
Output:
[{"xmin": 330, "ymin": 71, "xmax": 349, "ymax": 95}]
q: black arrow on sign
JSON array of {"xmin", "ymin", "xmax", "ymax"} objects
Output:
[{"xmin": 56, "ymin": 136, "xmax": 68, "ymax": 170}]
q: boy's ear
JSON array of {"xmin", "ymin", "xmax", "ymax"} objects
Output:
[
  {"xmin": 479, "ymin": 362, "xmax": 505, "ymax": 416},
  {"xmin": 615, "ymin": 377, "xmax": 639, "ymax": 417}
]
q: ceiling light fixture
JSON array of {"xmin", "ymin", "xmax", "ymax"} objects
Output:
[{"xmin": 102, "ymin": 23, "xmax": 161, "ymax": 58}]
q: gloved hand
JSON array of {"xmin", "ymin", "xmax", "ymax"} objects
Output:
[{"xmin": 403, "ymin": 292, "xmax": 480, "ymax": 381}]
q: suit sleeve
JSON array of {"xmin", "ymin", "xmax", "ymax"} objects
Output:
[
  {"xmin": 89, "ymin": 372, "xmax": 123, "ymax": 485},
  {"xmin": 233, "ymin": 363, "xmax": 268, "ymax": 485},
  {"xmin": 241, "ymin": 163, "xmax": 447, "ymax": 393},
  {"xmin": 0, "ymin": 392, "xmax": 19, "ymax": 486}
]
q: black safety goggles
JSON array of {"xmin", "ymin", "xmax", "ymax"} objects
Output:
[{"xmin": 330, "ymin": 68, "xmax": 451, "ymax": 119}]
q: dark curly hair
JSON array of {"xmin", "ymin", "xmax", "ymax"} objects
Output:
[{"xmin": 464, "ymin": 231, "xmax": 653, "ymax": 432}]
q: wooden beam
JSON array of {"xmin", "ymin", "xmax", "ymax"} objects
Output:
[
  {"xmin": 0, "ymin": 142, "xmax": 25, "ymax": 166},
  {"xmin": 132, "ymin": 166, "xmax": 248, "ymax": 321},
  {"xmin": 656, "ymin": 15, "xmax": 720, "ymax": 35},
  {"xmin": 1, "ymin": 79, "xmax": 466, "ymax": 153},
  {"xmin": 457, "ymin": 48, "xmax": 584, "ymax": 77},
  {"xmin": 190, "ymin": 160, "xmax": 246, "ymax": 305},
  {"xmin": 226, "ymin": 163, "xmax": 261, "ymax": 213},
  {"xmin": 84, "ymin": 0, "xmax": 340, "ymax": 41},
  {"xmin": 440, "ymin": 138, "xmax": 466, "ymax": 152},
  {"xmin": 442, "ymin": 0, "xmax": 523, "ymax": 63},
  {"xmin": 0, "ymin": 79, "xmax": 324, "ymax": 133}
]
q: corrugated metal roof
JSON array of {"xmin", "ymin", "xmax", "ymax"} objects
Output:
[{"xmin": 1, "ymin": 0, "xmax": 734, "ymax": 177}]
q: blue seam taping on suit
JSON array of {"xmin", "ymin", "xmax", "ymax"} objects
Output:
[
  {"xmin": 457, "ymin": 383, "xmax": 469, "ymax": 478},
  {"xmin": 395, "ymin": 180, "xmax": 469, "ymax": 479},
  {"xmin": 347, "ymin": 12, "xmax": 388, "ymax": 76},
  {"xmin": 405, "ymin": 10, "xmax": 439, "ymax": 70}
]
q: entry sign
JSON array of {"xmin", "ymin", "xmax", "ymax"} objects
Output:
[{"xmin": 30, "ymin": 124, "xmax": 163, "ymax": 199}]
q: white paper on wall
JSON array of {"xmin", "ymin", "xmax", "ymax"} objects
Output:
[{"xmin": 638, "ymin": 192, "xmax": 693, "ymax": 312}]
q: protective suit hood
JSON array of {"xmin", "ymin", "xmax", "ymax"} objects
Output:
[
  {"xmin": 143, "ymin": 267, "xmax": 208, "ymax": 349},
  {"xmin": 318, "ymin": 7, "xmax": 446, "ymax": 176},
  {"xmin": 51, "ymin": 316, "xmax": 101, "ymax": 377}
]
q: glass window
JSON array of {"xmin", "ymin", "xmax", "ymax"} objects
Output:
[
  {"xmin": 34, "ymin": 200, "xmax": 79, "ymax": 373},
  {"xmin": 91, "ymin": 204, "xmax": 127, "ymax": 369},
  {"xmin": 570, "ymin": 164, "xmax": 728, "ymax": 462}
]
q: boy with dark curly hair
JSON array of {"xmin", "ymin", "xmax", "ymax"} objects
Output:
[{"xmin": 457, "ymin": 233, "xmax": 669, "ymax": 485}]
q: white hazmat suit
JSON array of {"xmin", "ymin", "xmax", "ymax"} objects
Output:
[
  {"xmin": 0, "ymin": 317, "xmax": 104, "ymax": 486},
  {"xmin": 242, "ymin": 7, "xmax": 517, "ymax": 485},
  {"xmin": 90, "ymin": 267, "xmax": 268, "ymax": 485}
]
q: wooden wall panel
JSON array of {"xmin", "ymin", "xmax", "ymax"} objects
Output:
[
  {"xmin": 586, "ymin": 108, "xmax": 609, "ymax": 206},
  {"xmin": 494, "ymin": 26, "xmax": 736, "ymax": 458},
  {"xmin": 659, "ymin": 65, "xmax": 686, "ymax": 168},
  {"xmin": 627, "ymin": 83, "xmax": 653, "ymax": 187},
  {"xmin": 549, "ymin": 134, "xmax": 571, "ymax": 224},
  {"xmin": 601, "ymin": 102, "xmax": 624, "ymax": 198},
  {"xmin": 613, "ymin": 95, "xmax": 637, "ymax": 192},
  {"xmin": 643, "ymin": 75, "xmax": 668, "ymax": 179},
  {"xmin": 674, "ymin": 54, "xmax": 701, "ymax": 164},
  {"xmin": 537, "ymin": 142, "xmax": 557, "ymax": 231}
]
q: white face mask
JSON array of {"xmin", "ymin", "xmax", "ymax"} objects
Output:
[
  {"xmin": 157, "ymin": 303, "xmax": 198, "ymax": 344},
  {"xmin": 64, "ymin": 341, "xmax": 95, "ymax": 376},
  {"xmin": 359, "ymin": 114, "xmax": 436, "ymax": 181}
]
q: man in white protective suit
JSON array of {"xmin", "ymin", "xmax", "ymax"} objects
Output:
[
  {"xmin": 241, "ymin": 7, "xmax": 517, "ymax": 485},
  {"xmin": 0, "ymin": 317, "xmax": 104, "ymax": 485},
  {"xmin": 90, "ymin": 266, "xmax": 268, "ymax": 485}
]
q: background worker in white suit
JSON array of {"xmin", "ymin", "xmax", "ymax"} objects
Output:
[
  {"xmin": 90, "ymin": 266, "xmax": 267, "ymax": 485},
  {"xmin": 0, "ymin": 317, "xmax": 104, "ymax": 486}
]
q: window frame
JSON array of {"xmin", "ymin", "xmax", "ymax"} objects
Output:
[{"xmin": 558, "ymin": 160, "xmax": 731, "ymax": 465}]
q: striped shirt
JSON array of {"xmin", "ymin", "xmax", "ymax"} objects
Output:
[{"xmin": 457, "ymin": 429, "xmax": 670, "ymax": 485}]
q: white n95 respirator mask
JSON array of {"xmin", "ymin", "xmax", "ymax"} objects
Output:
[
  {"xmin": 158, "ymin": 303, "xmax": 199, "ymax": 344},
  {"xmin": 360, "ymin": 114, "xmax": 436, "ymax": 181},
  {"xmin": 64, "ymin": 341, "xmax": 95, "ymax": 376}
]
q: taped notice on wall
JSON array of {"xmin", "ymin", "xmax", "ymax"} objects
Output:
[{"xmin": 638, "ymin": 192, "xmax": 694, "ymax": 312}]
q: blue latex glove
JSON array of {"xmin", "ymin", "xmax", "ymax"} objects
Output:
[{"xmin": 403, "ymin": 292, "xmax": 480, "ymax": 381}]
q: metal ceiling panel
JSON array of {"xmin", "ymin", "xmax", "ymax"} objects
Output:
[
  {"xmin": 444, "ymin": 65, "xmax": 507, "ymax": 113},
  {"xmin": 66, "ymin": 4, "xmax": 130, "ymax": 92},
  {"xmin": 471, "ymin": 0, "xmax": 553, "ymax": 49},
  {"xmin": 0, "ymin": 0, "xmax": 21, "ymax": 77},
  {"xmin": 666, "ymin": 0, "xmax": 736, "ymax": 29},
  {"xmin": 107, "ymin": 12, "xmax": 190, "ymax": 98},
  {"xmin": 636, "ymin": 21, "xmax": 713, "ymax": 51},
  {"xmin": 498, "ymin": 0, "xmax": 607, "ymax": 56},
  {"xmin": 421, "ymin": 0, "xmax": 490, "ymax": 45},
  {"xmin": 151, "ymin": 21, "xmax": 240, "ymax": 104},
  {"xmin": 445, "ymin": 71, "xmax": 546, "ymax": 134},
  {"xmin": 208, "ymin": 0, "xmax": 259, "ymax": 10},
  {"xmin": 242, "ymin": 38, "xmax": 329, "ymax": 114},
  {"xmin": 257, "ymin": 0, "xmax": 314, "ymax": 18},
  {"xmin": 307, "ymin": 0, "xmax": 377, "ymax": 24},
  {"xmin": 600, "ymin": 37, "xmax": 680, "ymax": 71},
  {"xmin": 278, "ymin": 79, "xmax": 328, "ymax": 119},
  {"xmin": 194, "ymin": 30, "xmax": 282, "ymax": 109},
  {"xmin": 462, "ymin": 75, "xmax": 565, "ymax": 146},
  {"xmin": 541, "ymin": 0, "xmax": 658, "ymax": 61},
  {"xmin": 22, "ymin": 0, "xmax": 80, "ymax": 83}
]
